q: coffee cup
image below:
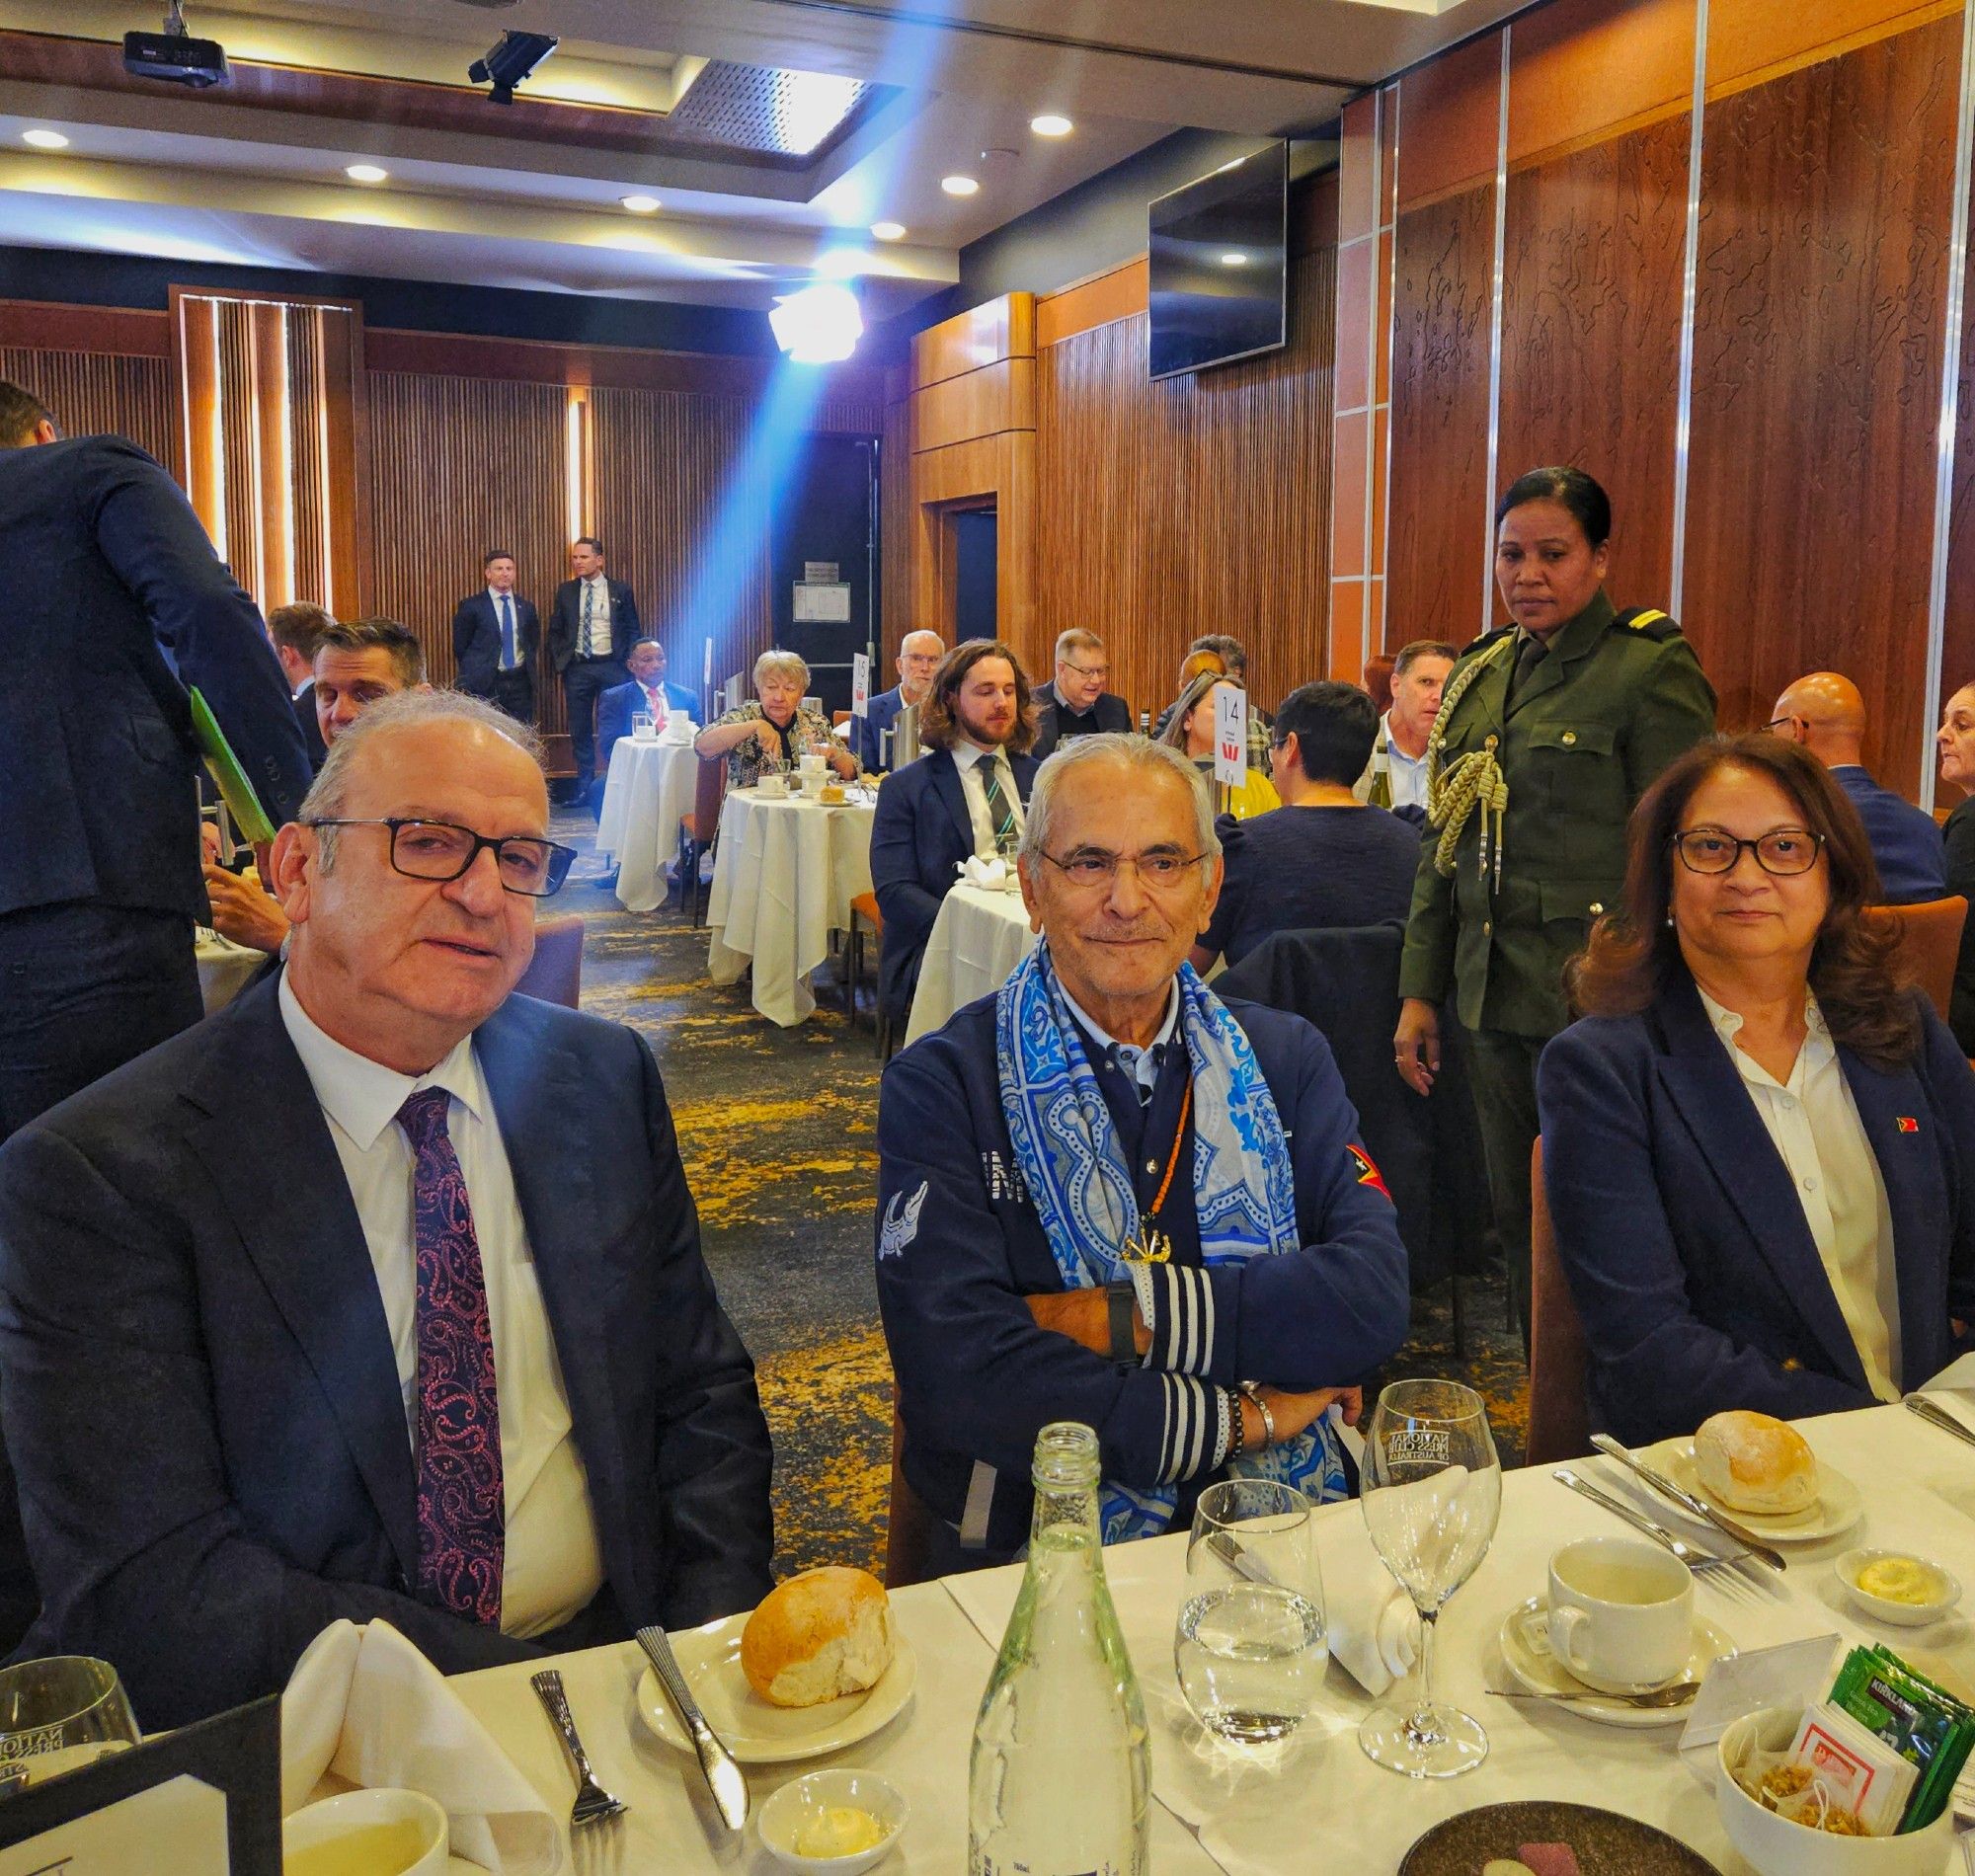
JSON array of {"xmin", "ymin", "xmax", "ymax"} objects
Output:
[
  {"xmin": 282, "ymin": 1787, "xmax": 448, "ymax": 1876},
  {"xmin": 1546, "ymin": 1536, "xmax": 1693, "ymax": 1693}
]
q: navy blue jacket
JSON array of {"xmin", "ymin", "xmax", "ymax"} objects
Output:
[
  {"xmin": 1031, "ymin": 679, "xmax": 1134, "ymax": 758},
  {"xmin": 1831, "ymin": 765, "xmax": 1945, "ymax": 904},
  {"xmin": 546, "ymin": 578, "xmax": 640, "ymax": 671},
  {"xmin": 869, "ymin": 746, "xmax": 1040, "ymax": 1021},
  {"xmin": 875, "ymin": 991, "xmax": 1410, "ymax": 1554},
  {"xmin": 596, "ymin": 677, "xmax": 699, "ymax": 771},
  {"xmin": 850, "ymin": 685, "xmax": 910, "ymax": 774},
  {"xmin": 450, "ymin": 589, "xmax": 540, "ymax": 697},
  {"xmin": 0, "ymin": 977, "xmax": 774, "ymax": 1724},
  {"xmin": 1538, "ymin": 977, "xmax": 1975, "ymax": 1446},
  {"xmin": 0, "ymin": 436, "xmax": 312, "ymax": 920}
]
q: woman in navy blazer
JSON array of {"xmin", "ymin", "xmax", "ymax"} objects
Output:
[{"xmin": 1539, "ymin": 734, "xmax": 1975, "ymax": 1445}]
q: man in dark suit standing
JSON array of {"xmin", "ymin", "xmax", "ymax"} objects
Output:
[
  {"xmin": 850, "ymin": 628, "xmax": 943, "ymax": 774},
  {"xmin": 596, "ymin": 640, "xmax": 699, "ymax": 780},
  {"xmin": 451, "ymin": 549, "xmax": 538, "ymax": 726},
  {"xmin": 1031, "ymin": 628, "xmax": 1132, "ymax": 758},
  {"xmin": 0, "ymin": 380, "xmax": 312, "ymax": 1141},
  {"xmin": 0, "ymin": 690, "xmax": 774, "ymax": 1725},
  {"xmin": 546, "ymin": 536, "xmax": 638, "ymax": 806},
  {"xmin": 269, "ymin": 601, "xmax": 333, "ymax": 773},
  {"xmin": 871, "ymin": 640, "xmax": 1041, "ymax": 1025}
]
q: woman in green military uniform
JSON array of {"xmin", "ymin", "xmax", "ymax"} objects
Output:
[{"xmin": 1392, "ymin": 467, "xmax": 1716, "ymax": 1345}]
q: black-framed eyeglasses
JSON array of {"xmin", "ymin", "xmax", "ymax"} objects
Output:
[
  {"xmin": 1670, "ymin": 826, "xmax": 1825, "ymax": 876},
  {"xmin": 1764, "ymin": 715, "xmax": 1803, "ymax": 736},
  {"xmin": 1038, "ymin": 847, "xmax": 1209, "ymax": 891},
  {"xmin": 1061, "ymin": 660, "xmax": 1111, "ymax": 681},
  {"xmin": 303, "ymin": 818, "xmax": 577, "ymax": 897}
]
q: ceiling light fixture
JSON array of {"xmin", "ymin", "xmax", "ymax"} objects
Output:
[
  {"xmin": 941, "ymin": 174, "xmax": 979, "ymax": 197},
  {"xmin": 345, "ymin": 163, "xmax": 388, "ymax": 184},
  {"xmin": 22, "ymin": 129, "xmax": 69, "ymax": 150},
  {"xmin": 769, "ymin": 282, "xmax": 863, "ymax": 364},
  {"xmin": 870, "ymin": 220, "xmax": 906, "ymax": 241},
  {"xmin": 1030, "ymin": 114, "xmax": 1073, "ymax": 137},
  {"xmin": 621, "ymin": 195, "xmax": 661, "ymax": 214},
  {"xmin": 1220, "ymin": 251, "xmax": 1247, "ymax": 267}
]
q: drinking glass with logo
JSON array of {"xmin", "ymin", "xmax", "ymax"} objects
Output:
[
  {"xmin": 1358, "ymin": 1378, "xmax": 1502, "ymax": 1777},
  {"xmin": 1174, "ymin": 1479, "xmax": 1325, "ymax": 1746},
  {"xmin": 0, "ymin": 1657, "xmax": 139, "ymax": 1789}
]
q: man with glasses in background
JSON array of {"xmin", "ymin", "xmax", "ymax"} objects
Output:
[
  {"xmin": 851, "ymin": 628, "xmax": 944, "ymax": 774},
  {"xmin": 0, "ymin": 690, "xmax": 773, "ymax": 1723},
  {"xmin": 874, "ymin": 733, "xmax": 1408, "ymax": 1569},
  {"xmin": 1032, "ymin": 628, "xmax": 1132, "ymax": 757}
]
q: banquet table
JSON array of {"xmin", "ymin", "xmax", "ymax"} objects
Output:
[
  {"xmin": 452, "ymin": 1402, "xmax": 1975, "ymax": 1874},
  {"xmin": 903, "ymin": 880, "xmax": 1037, "ymax": 1044},
  {"xmin": 705, "ymin": 786, "xmax": 878, "ymax": 1026},
  {"xmin": 195, "ymin": 930, "xmax": 265, "ymax": 1012},
  {"xmin": 594, "ymin": 735, "xmax": 702, "ymax": 914}
]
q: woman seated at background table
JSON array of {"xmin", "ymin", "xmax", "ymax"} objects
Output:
[
  {"xmin": 1158, "ymin": 671, "xmax": 1281, "ymax": 821},
  {"xmin": 1538, "ymin": 733, "xmax": 1975, "ymax": 1446},
  {"xmin": 696, "ymin": 649, "xmax": 857, "ymax": 789}
]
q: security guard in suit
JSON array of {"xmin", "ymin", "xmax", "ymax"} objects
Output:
[{"xmin": 1394, "ymin": 468, "xmax": 1716, "ymax": 1343}]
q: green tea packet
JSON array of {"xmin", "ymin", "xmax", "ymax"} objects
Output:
[{"xmin": 1827, "ymin": 1643, "xmax": 1975, "ymax": 1830}]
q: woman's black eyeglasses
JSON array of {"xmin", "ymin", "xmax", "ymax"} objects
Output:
[{"xmin": 1669, "ymin": 826, "xmax": 1824, "ymax": 876}]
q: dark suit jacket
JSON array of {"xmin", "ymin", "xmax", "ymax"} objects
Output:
[
  {"xmin": 1538, "ymin": 977, "xmax": 1975, "ymax": 1445},
  {"xmin": 0, "ymin": 978, "xmax": 774, "ymax": 1725},
  {"xmin": 1831, "ymin": 765, "xmax": 1946, "ymax": 904},
  {"xmin": 596, "ymin": 677, "xmax": 699, "ymax": 770},
  {"xmin": 1030, "ymin": 679, "xmax": 1133, "ymax": 758},
  {"xmin": 451, "ymin": 590, "xmax": 541, "ymax": 697},
  {"xmin": 0, "ymin": 435, "xmax": 312, "ymax": 921},
  {"xmin": 546, "ymin": 578, "xmax": 640, "ymax": 673},
  {"xmin": 850, "ymin": 685, "xmax": 910, "ymax": 774},
  {"xmin": 1945, "ymin": 795, "xmax": 1975, "ymax": 1053},
  {"xmin": 294, "ymin": 683, "xmax": 328, "ymax": 774},
  {"xmin": 869, "ymin": 747, "xmax": 1039, "ymax": 1022}
]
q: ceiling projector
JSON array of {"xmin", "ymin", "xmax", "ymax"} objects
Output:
[{"xmin": 123, "ymin": 1, "xmax": 227, "ymax": 88}]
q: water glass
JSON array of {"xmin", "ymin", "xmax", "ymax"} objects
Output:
[
  {"xmin": 1173, "ymin": 1479, "xmax": 1326, "ymax": 1745},
  {"xmin": 0, "ymin": 1657, "xmax": 139, "ymax": 1790},
  {"xmin": 1358, "ymin": 1378, "xmax": 1502, "ymax": 1779}
]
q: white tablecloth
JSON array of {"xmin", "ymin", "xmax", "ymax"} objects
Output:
[
  {"xmin": 594, "ymin": 738, "xmax": 702, "ymax": 914},
  {"xmin": 903, "ymin": 882, "xmax": 1037, "ymax": 1044},
  {"xmin": 196, "ymin": 931, "xmax": 265, "ymax": 1012},
  {"xmin": 705, "ymin": 788, "xmax": 877, "ymax": 1026}
]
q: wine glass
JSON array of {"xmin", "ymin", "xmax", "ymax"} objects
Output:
[
  {"xmin": 1358, "ymin": 1378, "xmax": 1502, "ymax": 1777},
  {"xmin": 0, "ymin": 1657, "xmax": 139, "ymax": 1790},
  {"xmin": 1173, "ymin": 1479, "xmax": 1326, "ymax": 1745}
]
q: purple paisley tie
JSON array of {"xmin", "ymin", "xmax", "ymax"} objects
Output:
[{"xmin": 396, "ymin": 1088, "xmax": 505, "ymax": 1626}]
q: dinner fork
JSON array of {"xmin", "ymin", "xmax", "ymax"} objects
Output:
[
  {"xmin": 1551, "ymin": 1468, "xmax": 1762, "ymax": 1603},
  {"xmin": 530, "ymin": 1670, "xmax": 627, "ymax": 1834}
]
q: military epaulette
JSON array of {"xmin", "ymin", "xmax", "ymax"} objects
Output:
[
  {"xmin": 1613, "ymin": 605, "xmax": 1684, "ymax": 642},
  {"xmin": 1462, "ymin": 623, "xmax": 1516, "ymax": 659}
]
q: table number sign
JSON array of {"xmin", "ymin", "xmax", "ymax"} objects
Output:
[
  {"xmin": 1213, "ymin": 686, "xmax": 1247, "ymax": 786},
  {"xmin": 852, "ymin": 653, "xmax": 870, "ymax": 717}
]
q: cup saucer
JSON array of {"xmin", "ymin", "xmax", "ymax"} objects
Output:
[{"xmin": 1497, "ymin": 1595, "xmax": 1735, "ymax": 1729}]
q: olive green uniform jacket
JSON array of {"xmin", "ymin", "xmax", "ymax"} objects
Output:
[{"xmin": 1396, "ymin": 589, "xmax": 1716, "ymax": 1038}]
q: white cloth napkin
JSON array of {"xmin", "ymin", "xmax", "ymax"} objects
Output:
[
  {"xmin": 1320, "ymin": 1517, "xmax": 1420, "ymax": 1698},
  {"xmin": 957, "ymin": 855, "xmax": 1015, "ymax": 891},
  {"xmin": 1917, "ymin": 1351, "xmax": 1975, "ymax": 1435},
  {"xmin": 281, "ymin": 1620, "xmax": 561, "ymax": 1874}
]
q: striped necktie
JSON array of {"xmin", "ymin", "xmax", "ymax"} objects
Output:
[
  {"xmin": 980, "ymin": 756, "xmax": 1018, "ymax": 858},
  {"xmin": 579, "ymin": 583, "xmax": 593, "ymax": 658}
]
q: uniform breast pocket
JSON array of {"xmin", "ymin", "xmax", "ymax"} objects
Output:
[{"xmin": 1525, "ymin": 719, "xmax": 1619, "ymax": 815}]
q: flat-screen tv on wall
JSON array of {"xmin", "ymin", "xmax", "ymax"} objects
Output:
[{"xmin": 1147, "ymin": 140, "xmax": 1288, "ymax": 382}]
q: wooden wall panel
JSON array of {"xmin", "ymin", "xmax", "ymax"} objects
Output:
[
  {"xmin": 0, "ymin": 346, "xmax": 175, "ymax": 472},
  {"xmin": 911, "ymin": 296, "xmax": 1034, "ymax": 391},
  {"xmin": 1396, "ymin": 30, "xmax": 1505, "ymax": 212},
  {"xmin": 1684, "ymin": 16, "xmax": 1958, "ymax": 787},
  {"xmin": 1706, "ymin": 0, "xmax": 1953, "ymax": 99},
  {"xmin": 1495, "ymin": 113, "xmax": 1691, "ymax": 623},
  {"xmin": 1386, "ymin": 184, "xmax": 1496, "ymax": 647},
  {"xmin": 911, "ymin": 358, "xmax": 1036, "ymax": 454},
  {"xmin": 1509, "ymin": 0, "xmax": 1698, "ymax": 165}
]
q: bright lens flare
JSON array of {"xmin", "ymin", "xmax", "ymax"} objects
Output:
[{"xmin": 768, "ymin": 283, "xmax": 863, "ymax": 364}]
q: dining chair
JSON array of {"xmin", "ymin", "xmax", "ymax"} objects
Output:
[
  {"xmin": 514, "ymin": 913, "xmax": 584, "ymax": 1009},
  {"xmin": 1866, "ymin": 895, "xmax": 1966, "ymax": 1024},
  {"xmin": 677, "ymin": 755, "xmax": 727, "ymax": 928},
  {"xmin": 884, "ymin": 1395, "xmax": 942, "ymax": 1590},
  {"xmin": 1527, "ymin": 1138, "xmax": 1593, "ymax": 1466},
  {"xmin": 844, "ymin": 891, "xmax": 895, "ymax": 1057}
]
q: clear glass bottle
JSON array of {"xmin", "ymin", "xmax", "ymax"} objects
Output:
[{"xmin": 969, "ymin": 1421, "xmax": 1151, "ymax": 1876}]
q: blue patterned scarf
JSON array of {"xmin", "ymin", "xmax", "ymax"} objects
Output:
[{"xmin": 995, "ymin": 941, "xmax": 1347, "ymax": 1541}]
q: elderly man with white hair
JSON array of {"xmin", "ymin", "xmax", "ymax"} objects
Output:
[
  {"xmin": 696, "ymin": 649, "xmax": 856, "ymax": 788},
  {"xmin": 852, "ymin": 628, "xmax": 944, "ymax": 773},
  {"xmin": 874, "ymin": 733, "xmax": 1410, "ymax": 1570}
]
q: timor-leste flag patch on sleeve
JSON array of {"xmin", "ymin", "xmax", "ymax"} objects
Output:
[{"xmin": 1347, "ymin": 1141, "xmax": 1391, "ymax": 1201}]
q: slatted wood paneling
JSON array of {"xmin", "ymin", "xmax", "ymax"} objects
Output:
[
  {"xmin": 1034, "ymin": 241, "xmax": 1336, "ymax": 721},
  {"xmin": 1683, "ymin": 14, "xmax": 1958, "ymax": 781},
  {"xmin": 0, "ymin": 347, "xmax": 176, "ymax": 471}
]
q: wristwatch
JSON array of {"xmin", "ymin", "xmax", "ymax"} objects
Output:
[{"xmin": 1105, "ymin": 1282, "xmax": 1138, "ymax": 1363}]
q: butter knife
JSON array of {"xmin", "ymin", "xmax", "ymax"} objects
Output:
[
  {"xmin": 1588, "ymin": 1433, "xmax": 1786, "ymax": 1573},
  {"xmin": 1904, "ymin": 1393, "xmax": 1975, "ymax": 1451},
  {"xmin": 635, "ymin": 1623, "xmax": 749, "ymax": 1832}
]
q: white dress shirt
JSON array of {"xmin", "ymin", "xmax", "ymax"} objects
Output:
[
  {"xmin": 1379, "ymin": 713, "xmax": 1430, "ymax": 812},
  {"xmin": 952, "ymin": 740, "xmax": 1025, "ymax": 859},
  {"xmin": 277, "ymin": 977, "xmax": 605, "ymax": 1637},
  {"xmin": 1698, "ymin": 987, "xmax": 1902, "ymax": 1400},
  {"xmin": 578, "ymin": 573, "xmax": 613, "ymax": 658}
]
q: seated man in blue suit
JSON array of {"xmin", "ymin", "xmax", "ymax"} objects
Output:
[
  {"xmin": 596, "ymin": 639, "xmax": 699, "ymax": 781},
  {"xmin": 870, "ymin": 640, "xmax": 1041, "ymax": 1026},
  {"xmin": 1773, "ymin": 671, "xmax": 1945, "ymax": 903},
  {"xmin": 875, "ymin": 735, "xmax": 1410, "ymax": 1568},
  {"xmin": 1031, "ymin": 628, "xmax": 1133, "ymax": 757},
  {"xmin": 850, "ymin": 629, "xmax": 943, "ymax": 774},
  {"xmin": 0, "ymin": 690, "xmax": 774, "ymax": 1726}
]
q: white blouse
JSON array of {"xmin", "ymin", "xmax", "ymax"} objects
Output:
[{"xmin": 1697, "ymin": 987, "xmax": 1902, "ymax": 1401}]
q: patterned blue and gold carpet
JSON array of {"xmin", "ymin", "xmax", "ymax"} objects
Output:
[{"xmin": 555, "ymin": 817, "xmax": 1529, "ymax": 1580}]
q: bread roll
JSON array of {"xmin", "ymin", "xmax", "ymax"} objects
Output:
[
  {"xmin": 1693, "ymin": 1410, "xmax": 1817, "ymax": 1515},
  {"xmin": 741, "ymin": 1566, "xmax": 893, "ymax": 1708}
]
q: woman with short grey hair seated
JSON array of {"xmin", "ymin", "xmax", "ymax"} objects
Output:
[{"xmin": 695, "ymin": 650, "xmax": 856, "ymax": 788}]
